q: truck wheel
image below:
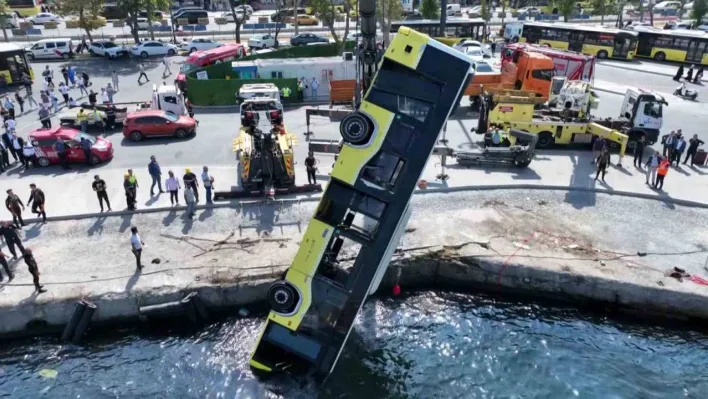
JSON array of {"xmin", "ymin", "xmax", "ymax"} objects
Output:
[
  {"xmin": 340, "ymin": 112, "xmax": 373, "ymax": 145},
  {"xmin": 267, "ymin": 281, "xmax": 299, "ymax": 314},
  {"xmin": 654, "ymin": 51, "xmax": 666, "ymax": 61},
  {"xmin": 597, "ymin": 50, "xmax": 608, "ymax": 59},
  {"xmin": 537, "ymin": 131, "xmax": 554, "ymax": 148}
]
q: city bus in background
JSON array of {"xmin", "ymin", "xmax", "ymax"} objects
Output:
[
  {"xmin": 521, "ymin": 22, "xmax": 639, "ymax": 60},
  {"xmin": 628, "ymin": 26, "xmax": 708, "ymax": 64},
  {"xmin": 7, "ymin": 0, "xmax": 41, "ymax": 17},
  {"xmin": 0, "ymin": 43, "xmax": 33, "ymax": 85},
  {"xmin": 390, "ymin": 18, "xmax": 487, "ymax": 46},
  {"xmin": 174, "ymin": 44, "xmax": 246, "ymax": 92}
]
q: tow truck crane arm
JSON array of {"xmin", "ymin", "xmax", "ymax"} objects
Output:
[{"xmin": 354, "ymin": 0, "xmax": 378, "ymax": 108}]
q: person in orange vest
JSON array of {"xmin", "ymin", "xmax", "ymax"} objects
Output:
[{"xmin": 654, "ymin": 157, "xmax": 670, "ymax": 190}]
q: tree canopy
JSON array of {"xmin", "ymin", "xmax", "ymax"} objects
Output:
[{"xmin": 420, "ymin": 0, "xmax": 439, "ymax": 20}]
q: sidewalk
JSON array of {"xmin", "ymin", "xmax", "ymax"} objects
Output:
[
  {"xmin": 0, "ymin": 148, "xmax": 706, "ymax": 222},
  {"xmin": 599, "ymin": 60, "xmax": 708, "ymax": 84}
]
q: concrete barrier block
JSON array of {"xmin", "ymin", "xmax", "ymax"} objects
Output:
[
  {"xmin": 197, "ymin": 17, "xmax": 209, "ymax": 25},
  {"xmin": 65, "ymin": 20, "xmax": 80, "ymax": 29},
  {"xmin": 176, "ymin": 18, "xmax": 188, "ymax": 26},
  {"xmin": 258, "ymin": 17, "xmax": 268, "ymax": 24},
  {"xmin": 44, "ymin": 21, "xmax": 58, "ymax": 29},
  {"xmin": 26, "ymin": 28, "xmax": 42, "ymax": 36},
  {"xmin": 19, "ymin": 21, "xmax": 31, "ymax": 30},
  {"xmin": 11, "ymin": 28, "xmax": 26, "ymax": 36},
  {"xmin": 215, "ymin": 17, "xmax": 228, "ymax": 25}
]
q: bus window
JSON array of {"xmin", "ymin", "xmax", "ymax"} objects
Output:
[
  {"xmin": 531, "ymin": 69, "xmax": 554, "ymax": 81},
  {"xmin": 446, "ymin": 25, "xmax": 460, "ymax": 37},
  {"xmin": 368, "ymin": 88, "xmax": 431, "ymax": 123},
  {"xmin": 361, "ymin": 151, "xmax": 405, "ymax": 191}
]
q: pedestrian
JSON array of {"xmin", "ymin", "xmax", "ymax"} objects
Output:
[
  {"xmin": 68, "ymin": 65, "xmax": 76, "ymax": 87},
  {"xmin": 184, "ymin": 186, "xmax": 196, "ymax": 217},
  {"xmin": 22, "ymin": 72, "xmax": 33, "ymax": 95},
  {"xmin": 14, "ymin": 92, "xmax": 24, "ymax": 114},
  {"xmin": 80, "ymin": 137, "xmax": 92, "ymax": 163},
  {"xmin": 105, "ymin": 104, "xmax": 116, "ymax": 129},
  {"xmin": 686, "ymin": 65, "xmax": 694, "ymax": 81},
  {"xmin": 305, "ymin": 151, "xmax": 317, "ymax": 184},
  {"xmin": 68, "ymin": 97, "xmax": 77, "ymax": 108},
  {"xmin": 4, "ymin": 96, "xmax": 15, "ymax": 119},
  {"xmin": 55, "ymin": 137, "xmax": 70, "ymax": 170},
  {"xmin": 77, "ymin": 76, "xmax": 88, "ymax": 97},
  {"xmin": 22, "ymin": 140, "xmax": 37, "ymax": 169},
  {"xmin": 5, "ymin": 116, "xmax": 15, "ymax": 133},
  {"xmin": 92, "ymin": 175, "xmax": 111, "ymax": 212},
  {"xmin": 162, "ymin": 57, "xmax": 171, "ymax": 76},
  {"xmin": 0, "ymin": 249, "xmax": 13, "ymax": 282},
  {"xmin": 655, "ymin": 157, "xmax": 670, "ymax": 190},
  {"xmin": 674, "ymin": 65, "xmax": 685, "ymax": 81},
  {"xmin": 39, "ymin": 105, "xmax": 51, "ymax": 129},
  {"xmin": 148, "ymin": 155, "xmax": 164, "ymax": 196},
  {"xmin": 0, "ymin": 140, "xmax": 9, "ymax": 171},
  {"xmin": 50, "ymin": 89, "xmax": 59, "ymax": 113},
  {"xmin": 662, "ymin": 130, "xmax": 675, "ymax": 158},
  {"xmin": 490, "ymin": 41, "xmax": 497, "ymax": 55},
  {"xmin": 183, "ymin": 168, "xmax": 199, "ymax": 203},
  {"xmin": 0, "ymin": 221, "xmax": 25, "ymax": 258},
  {"xmin": 77, "ymin": 108, "xmax": 88, "ymax": 132},
  {"xmin": 124, "ymin": 173, "xmax": 137, "ymax": 210},
  {"xmin": 684, "ymin": 134, "xmax": 705, "ymax": 166},
  {"xmin": 130, "ymin": 226, "xmax": 144, "ymax": 271},
  {"xmin": 138, "ymin": 63, "xmax": 149, "ymax": 84},
  {"xmin": 310, "ymin": 77, "xmax": 320, "ymax": 101},
  {"xmin": 23, "ymin": 248, "xmax": 46, "ymax": 293},
  {"xmin": 112, "ymin": 70, "xmax": 119, "ymax": 91},
  {"xmin": 26, "ymin": 183, "xmax": 46, "ymax": 222},
  {"xmin": 1, "ymin": 130, "xmax": 16, "ymax": 163},
  {"xmin": 186, "ymin": 99, "xmax": 194, "ymax": 118},
  {"xmin": 88, "ymin": 89, "xmax": 97, "ymax": 106},
  {"xmin": 81, "ymin": 71, "xmax": 90, "ymax": 87},
  {"xmin": 694, "ymin": 66, "xmax": 704, "ymax": 84},
  {"xmin": 61, "ymin": 66, "xmax": 69, "ymax": 86},
  {"xmin": 100, "ymin": 87, "xmax": 109, "ymax": 104},
  {"xmin": 201, "ymin": 166, "xmax": 214, "ymax": 204},
  {"xmin": 106, "ymin": 83, "xmax": 115, "ymax": 103},
  {"xmin": 40, "ymin": 90, "xmax": 50, "ymax": 110},
  {"xmin": 13, "ymin": 136, "xmax": 24, "ymax": 167},
  {"xmin": 297, "ymin": 79, "xmax": 304, "ymax": 101},
  {"xmin": 42, "ymin": 65, "xmax": 53, "ymax": 86},
  {"xmin": 672, "ymin": 135, "xmax": 686, "ymax": 166},
  {"xmin": 165, "ymin": 170, "xmax": 181, "ymax": 206},
  {"xmin": 59, "ymin": 82, "xmax": 69, "ymax": 103},
  {"xmin": 5, "ymin": 189, "xmax": 25, "ymax": 227},
  {"xmin": 595, "ymin": 147, "xmax": 610, "ymax": 182},
  {"xmin": 26, "ymin": 90, "xmax": 37, "ymax": 109},
  {"xmin": 592, "ymin": 136, "xmax": 606, "ymax": 164}
]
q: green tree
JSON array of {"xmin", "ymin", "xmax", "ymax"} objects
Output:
[
  {"xmin": 551, "ymin": 0, "xmax": 576, "ymax": 21},
  {"xmin": 591, "ymin": 0, "xmax": 607, "ymax": 23},
  {"xmin": 0, "ymin": 0, "xmax": 10, "ymax": 41},
  {"xmin": 58, "ymin": 0, "xmax": 105, "ymax": 42},
  {"xmin": 376, "ymin": 0, "xmax": 403, "ymax": 45},
  {"xmin": 309, "ymin": 0, "xmax": 351, "ymax": 50},
  {"xmin": 419, "ymin": 0, "xmax": 439, "ymax": 19},
  {"xmin": 229, "ymin": 0, "xmax": 250, "ymax": 43},
  {"xmin": 480, "ymin": 0, "xmax": 491, "ymax": 21},
  {"xmin": 693, "ymin": 0, "xmax": 708, "ymax": 23},
  {"xmin": 118, "ymin": 0, "xmax": 168, "ymax": 44}
]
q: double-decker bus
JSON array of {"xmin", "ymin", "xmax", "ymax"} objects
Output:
[
  {"xmin": 390, "ymin": 18, "xmax": 487, "ymax": 46},
  {"xmin": 521, "ymin": 21, "xmax": 638, "ymax": 60},
  {"xmin": 7, "ymin": 0, "xmax": 40, "ymax": 17},
  {"xmin": 630, "ymin": 26, "xmax": 708, "ymax": 65},
  {"xmin": 249, "ymin": 27, "xmax": 474, "ymax": 380},
  {"xmin": 0, "ymin": 43, "xmax": 33, "ymax": 84}
]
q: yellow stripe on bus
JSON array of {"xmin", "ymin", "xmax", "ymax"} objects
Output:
[{"xmin": 650, "ymin": 47, "xmax": 687, "ymax": 62}]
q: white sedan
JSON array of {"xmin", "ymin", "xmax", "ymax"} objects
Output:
[
  {"xmin": 179, "ymin": 38, "xmax": 224, "ymax": 53},
  {"xmin": 248, "ymin": 33, "xmax": 276, "ymax": 49},
  {"xmin": 454, "ymin": 39, "xmax": 491, "ymax": 55},
  {"xmin": 221, "ymin": 10, "xmax": 248, "ymax": 23},
  {"xmin": 28, "ymin": 12, "xmax": 61, "ymax": 25},
  {"xmin": 464, "ymin": 46, "xmax": 486, "ymax": 62},
  {"xmin": 130, "ymin": 41, "xmax": 179, "ymax": 58},
  {"xmin": 89, "ymin": 41, "xmax": 129, "ymax": 58}
]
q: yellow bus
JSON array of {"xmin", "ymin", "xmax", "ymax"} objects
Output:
[
  {"xmin": 0, "ymin": 43, "xmax": 33, "ymax": 84},
  {"xmin": 390, "ymin": 18, "xmax": 487, "ymax": 46},
  {"xmin": 249, "ymin": 27, "xmax": 474, "ymax": 379},
  {"xmin": 7, "ymin": 0, "xmax": 40, "ymax": 17},
  {"xmin": 631, "ymin": 27, "xmax": 708, "ymax": 65},
  {"xmin": 521, "ymin": 22, "xmax": 638, "ymax": 60}
]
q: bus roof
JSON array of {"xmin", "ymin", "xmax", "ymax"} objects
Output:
[
  {"xmin": 392, "ymin": 18, "xmax": 486, "ymax": 25},
  {"xmin": 185, "ymin": 43, "xmax": 244, "ymax": 64},
  {"xmin": 0, "ymin": 43, "xmax": 26, "ymax": 53},
  {"xmin": 523, "ymin": 21, "xmax": 638, "ymax": 36},
  {"xmin": 626, "ymin": 25, "xmax": 708, "ymax": 39}
]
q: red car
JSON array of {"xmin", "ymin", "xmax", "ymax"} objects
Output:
[
  {"xmin": 123, "ymin": 110, "xmax": 197, "ymax": 141},
  {"xmin": 28, "ymin": 127, "xmax": 114, "ymax": 166}
]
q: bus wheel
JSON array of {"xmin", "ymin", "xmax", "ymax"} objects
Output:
[
  {"xmin": 267, "ymin": 281, "xmax": 299, "ymax": 314},
  {"xmin": 597, "ymin": 50, "xmax": 608, "ymax": 59},
  {"xmin": 340, "ymin": 112, "xmax": 373, "ymax": 145},
  {"xmin": 512, "ymin": 36, "xmax": 519, "ymax": 43},
  {"xmin": 537, "ymin": 131, "xmax": 554, "ymax": 148},
  {"xmin": 654, "ymin": 52, "xmax": 666, "ymax": 61}
]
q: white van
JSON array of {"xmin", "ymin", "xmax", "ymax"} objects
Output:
[
  {"xmin": 446, "ymin": 4, "xmax": 461, "ymax": 16},
  {"xmin": 26, "ymin": 38, "xmax": 73, "ymax": 60}
]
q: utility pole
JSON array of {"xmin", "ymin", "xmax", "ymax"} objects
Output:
[{"xmin": 440, "ymin": 0, "xmax": 447, "ymax": 36}]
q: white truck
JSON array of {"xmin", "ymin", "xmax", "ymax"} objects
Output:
[{"xmin": 592, "ymin": 87, "xmax": 667, "ymax": 146}]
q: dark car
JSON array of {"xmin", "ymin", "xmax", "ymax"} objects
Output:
[
  {"xmin": 172, "ymin": 9, "xmax": 208, "ymax": 24},
  {"xmin": 290, "ymin": 33, "xmax": 329, "ymax": 46},
  {"xmin": 271, "ymin": 7, "xmax": 306, "ymax": 22},
  {"xmin": 101, "ymin": 5, "xmax": 127, "ymax": 20}
]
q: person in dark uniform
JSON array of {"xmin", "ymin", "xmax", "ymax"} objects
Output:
[
  {"xmin": 105, "ymin": 104, "xmax": 116, "ymax": 129},
  {"xmin": 124, "ymin": 173, "xmax": 137, "ymax": 210},
  {"xmin": 5, "ymin": 189, "xmax": 25, "ymax": 227},
  {"xmin": 23, "ymin": 249, "xmax": 46, "ymax": 293},
  {"xmin": 674, "ymin": 65, "xmax": 684, "ymax": 81},
  {"xmin": 305, "ymin": 151, "xmax": 317, "ymax": 185},
  {"xmin": 92, "ymin": 175, "xmax": 112, "ymax": 212},
  {"xmin": 0, "ymin": 222, "xmax": 25, "ymax": 258},
  {"xmin": 27, "ymin": 183, "xmax": 46, "ymax": 223},
  {"xmin": 0, "ymin": 249, "xmax": 13, "ymax": 281}
]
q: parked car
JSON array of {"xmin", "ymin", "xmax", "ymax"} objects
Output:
[
  {"xmin": 290, "ymin": 33, "xmax": 328, "ymax": 46},
  {"xmin": 172, "ymin": 9, "xmax": 209, "ymax": 24},
  {"xmin": 123, "ymin": 110, "xmax": 197, "ymax": 141},
  {"xmin": 517, "ymin": 6, "xmax": 541, "ymax": 17},
  {"xmin": 473, "ymin": 61, "xmax": 495, "ymax": 73},
  {"xmin": 221, "ymin": 10, "xmax": 248, "ymax": 23},
  {"xmin": 138, "ymin": 10, "xmax": 165, "ymax": 20},
  {"xmin": 463, "ymin": 46, "xmax": 486, "ymax": 62},
  {"xmin": 233, "ymin": 4, "xmax": 253, "ymax": 16},
  {"xmin": 271, "ymin": 7, "xmax": 307, "ymax": 22},
  {"xmin": 467, "ymin": 5, "xmax": 482, "ymax": 17},
  {"xmin": 346, "ymin": 32, "xmax": 382, "ymax": 41},
  {"xmin": 248, "ymin": 33, "xmax": 277, "ymax": 49},
  {"xmin": 284, "ymin": 14, "xmax": 318, "ymax": 25},
  {"xmin": 89, "ymin": 41, "xmax": 129, "ymax": 58},
  {"xmin": 28, "ymin": 127, "xmax": 113, "ymax": 166},
  {"xmin": 134, "ymin": 17, "xmax": 162, "ymax": 30},
  {"xmin": 26, "ymin": 38, "xmax": 74, "ymax": 60},
  {"xmin": 179, "ymin": 38, "xmax": 224, "ymax": 53},
  {"xmin": 130, "ymin": 40, "xmax": 178, "ymax": 58},
  {"xmin": 27, "ymin": 12, "xmax": 61, "ymax": 25},
  {"xmin": 453, "ymin": 39, "xmax": 491, "ymax": 55},
  {"xmin": 101, "ymin": 5, "xmax": 127, "ymax": 20},
  {"xmin": 653, "ymin": 1, "xmax": 682, "ymax": 12}
]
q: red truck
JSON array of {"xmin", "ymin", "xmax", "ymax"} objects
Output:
[{"xmin": 501, "ymin": 43, "xmax": 596, "ymax": 81}]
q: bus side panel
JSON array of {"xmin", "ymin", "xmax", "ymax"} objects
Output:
[
  {"xmin": 539, "ymin": 39, "xmax": 569, "ymax": 50},
  {"xmin": 582, "ymin": 44, "xmax": 614, "ymax": 59},
  {"xmin": 651, "ymin": 47, "xmax": 687, "ymax": 62}
]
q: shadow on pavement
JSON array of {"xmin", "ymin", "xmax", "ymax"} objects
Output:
[
  {"xmin": 124, "ymin": 268, "xmax": 140, "ymax": 293},
  {"xmin": 565, "ymin": 153, "xmax": 596, "ymax": 210},
  {"xmin": 162, "ymin": 209, "xmax": 178, "ymax": 226},
  {"xmin": 119, "ymin": 213, "xmax": 134, "ymax": 233},
  {"xmin": 87, "ymin": 216, "xmax": 107, "ymax": 236},
  {"xmin": 23, "ymin": 223, "xmax": 43, "ymax": 240}
]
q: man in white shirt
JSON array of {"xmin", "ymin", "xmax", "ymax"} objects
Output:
[
  {"xmin": 101, "ymin": 88, "xmax": 110, "ymax": 104},
  {"xmin": 138, "ymin": 63, "xmax": 149, "ymax": 85},
  {"xmin": 162, "ymin": 58, "xmax": 171, "ymax": 77},
  {"xmin": 130, "ymin": 226, "xmax": 144, "ymax": 271},
  {"xmin": 201, "ymin": 166, "xmax": 214, "ymax": 204},
  {"xmin": 5, "ymin": 118, "xmax": 16, "ymax": 132},
  {"xmin": 310, "ymin": 77, "xmax": 320, "ymax": 101}
]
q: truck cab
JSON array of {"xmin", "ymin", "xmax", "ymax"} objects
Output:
[
  {"xmin": 150, "ymin": 84, "xmax": 186, "ymax": 116},
  {"xmin": 504, "ymin": 51, "xmax": 555, "ymax": 98},
  {"xmin": 238, "ymin": 83, "xmax": 282, "ymax": 103},
  {"xmin": 620, "ymin": 88, "xmax": 666, "ymax": 144}
]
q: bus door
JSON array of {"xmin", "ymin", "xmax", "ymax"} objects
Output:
[
  {"xmin": 613, "ymin": 34, "xmax": 634, "ymax": 58},
  {"xmin": 685, "ymin": 40, "xmax": 708, "ymax": 63},
  {"xmin": 568, "ymin": 31, "xmax": 583, "ymax": 52}
]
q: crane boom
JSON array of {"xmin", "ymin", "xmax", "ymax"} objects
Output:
[{"xmin": 355, "ymin": 0, "xmax": 379, "ymax": 107}]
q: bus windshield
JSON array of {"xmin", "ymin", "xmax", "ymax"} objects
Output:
[{"xmin": 180, "ymin": 62, "xmax": 199, "ymax": 73}]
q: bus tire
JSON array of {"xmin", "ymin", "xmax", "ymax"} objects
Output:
[
  {"xmin": 537, "ymin": 131, "xmax": 554, "ymax": 148},
  {"xmin": 654, "ymin": 51, "xmax": 666, "ymax": 61},
  {"xmin": 267, "ymin": 281, "xmax": 299, "ymax": 314},
  {"xmin": 340, "ymin": 112, "xmax": 372, "ymax": 145},
  {"xmin": 597, "ymin": 50, "xmax": 608, "ymax": 59},
  {"xmin": 512, "ymin": 36, "xmax": 519, "ymax": 43}
]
